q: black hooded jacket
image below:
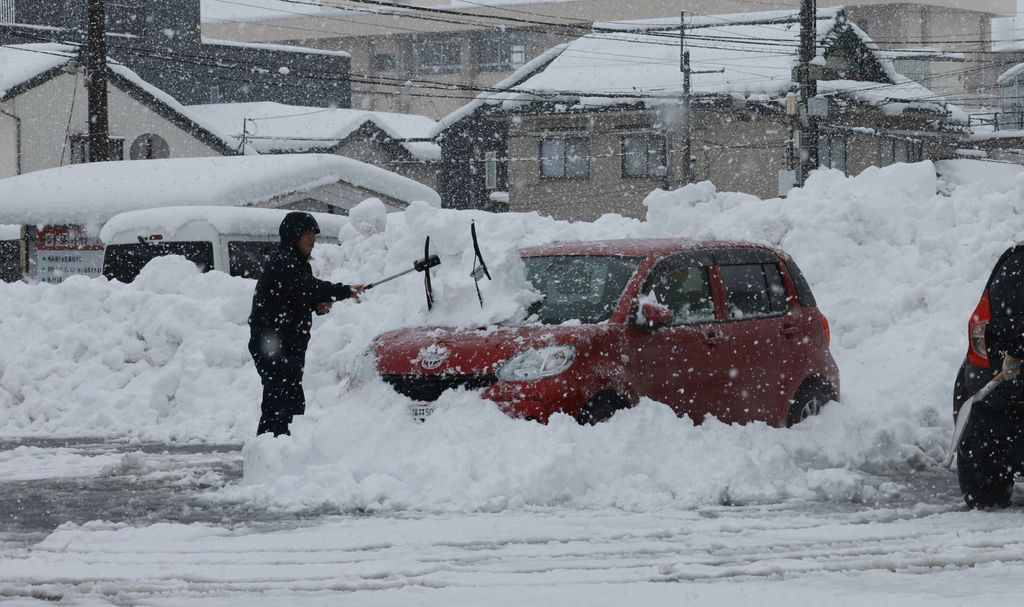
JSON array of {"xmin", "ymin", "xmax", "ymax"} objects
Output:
[{"xmin": 248, "ymin": 212, "xmax": 352, "ymax": 346}]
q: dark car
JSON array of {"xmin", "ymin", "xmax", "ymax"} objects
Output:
[
  {"xmin": 953, "ymin": 243, "xmax": 1024, "ymax": 508},
  {"xmin": 372, "ymin": 238, "xmax": 840, "ymax": 426}
]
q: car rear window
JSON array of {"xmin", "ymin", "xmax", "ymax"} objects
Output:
[
  {"xmin": 989, "ymin": 249, "xmax": 1024, "ymax": 318},
  {"xmin": 102, "ymin": 241, "xmax": 214, "ymax": 283},
  {"xmin": 524, "ymin": 255, "xmax": 641, "ymax": 324},
  {"xmin": 784, "ymin": 258, "xmax": 817, "ymax": 307},
  {"xmin": 228, "ymin": 241, "xmax": 274, "ymax": 279}
]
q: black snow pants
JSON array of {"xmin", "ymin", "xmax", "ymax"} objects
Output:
[{"xmin": 249, "ymin": 327, "xmax": 308, "ymax": 437}]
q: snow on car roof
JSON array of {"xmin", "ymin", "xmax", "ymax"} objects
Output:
[
  {"xmin": 0, "ymin": 224, "xmax": 20, "ymax": 240},
  {"xmin": 98, "ymin": 205, "xmax": 349, "ymax": 242},
  {"xmin": 519, "ymin": 238, "xmax": 780, "ymax": 258},
  {"xmin": 0, "ymin": 154, "xmax": 440, "ymax": 226}
]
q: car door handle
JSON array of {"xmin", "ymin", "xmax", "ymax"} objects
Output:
[
  {"xmin": 780, "ymin": 324, "xmax": 799, "ymax": 337},
  {"xmin": 703, "ymin": 331, "xmax": 726, "ymax": 346}
]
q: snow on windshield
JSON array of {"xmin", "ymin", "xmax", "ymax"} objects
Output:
[{"xmin": 2, "ymin": 159, "xmax": 1021, "ymax": 513}]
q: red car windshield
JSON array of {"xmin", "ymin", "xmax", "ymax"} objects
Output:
[{"xmin": 523, "ymin": 255, "xmax": 642, "ymax": 324}]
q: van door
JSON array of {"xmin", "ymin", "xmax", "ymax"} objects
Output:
[
  {"xmin": 629, "ymin": 252, "xmax": 728, "ymax": 422},
  {"xmin": 713, "ymin": 250, "xmax": 799, "ymax": 426}
]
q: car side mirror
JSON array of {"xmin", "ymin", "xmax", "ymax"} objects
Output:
[{"xmin": 637, "ymin": 302, "xmax": 675, "ymax": 330}]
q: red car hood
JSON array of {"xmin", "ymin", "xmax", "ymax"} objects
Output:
[{"xmin": 373, "ymin": 324, "xmax": 611, "ymax": 377}]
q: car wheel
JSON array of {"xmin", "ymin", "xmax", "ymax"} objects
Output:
[
  {"xmin": 786, "ymin": 381, "xmax": 833, "ymax": 427},
  {"xmin": 578, "ymin": 392, "xmax": 630, "ymax": 425},
  {"xmin": 957, "ymin": 419, "xmax": 1015, "ymax": 510}
]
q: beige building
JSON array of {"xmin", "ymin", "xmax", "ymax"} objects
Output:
[
  {"xmin": 435, "ymin": 10, "xmax": 967, "ymax": 220},
  {"xmin": 203, "ymin": 1, "xmax": 1015, "ymax": 119}
]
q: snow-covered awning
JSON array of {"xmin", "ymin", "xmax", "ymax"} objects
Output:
[{"xmin": 0, "ymin": 154, "xmax": 440, "ymax": 226}]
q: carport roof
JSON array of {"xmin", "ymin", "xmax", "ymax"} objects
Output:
[{"xmin": 0, "ymin": 154, "xmax": 440, "ymax": 226}]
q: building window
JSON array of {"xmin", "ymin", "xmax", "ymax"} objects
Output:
[
  {"xmin": 374, "ymin": 54, "xmax": 396, "ymax": 71},
  {"xmin": 210, "ymin": 86, "xmax": 221, "ymax": 104},
  {"xmin": 817, "ymin": 135, "xmax": 847, "ymax": 173},
  {"xmin": 621, "ymin": 134, "xmax": 667, "ymax": 178},
  {"xmin": 69, "ymin": 135, "xmax": 125, "ymax": 163},
  {"xmin": 484, "ymin": 151, "xmax": 498, "ymax": 189},
  {"xmin": 511, "ymin": 44, "xmax": 526, "ymax": 68},
  {"xmin": 130, "ymin": 134, "xmax": 170, "ymax": 160},
  {"xmin": 540, "ymin": 136, "xmax": 590, "ymax": 179},
  {"xmin": 1001, "ymin": 79, "xmax": 1024, "ymax": 129},
  {"xmin": 880, "ymin": 136, "xmax": 923, "ymax": 166},
  {"xmin": 0, "ymin": 0, "xmax": 14, "ymax": 24},
  {"xmin": 474, "ymin": 32, "xmax": 527, "ymax": 72},
  {"xmin": 414, "ymin": 36, "xmax": 460, "ymax": 75},
  {"xmin": 893, "ymin": 58, "xmax": 930, "ymax": 86}
]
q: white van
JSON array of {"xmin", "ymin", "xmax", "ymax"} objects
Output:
[{"xmin": 99, "ymin": 206, "xmax": 348, "ymax": 283}]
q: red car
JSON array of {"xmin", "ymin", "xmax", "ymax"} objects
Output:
[{"xmin": 371, "ymin": 238, "xmax": 839, "ymax": 425}]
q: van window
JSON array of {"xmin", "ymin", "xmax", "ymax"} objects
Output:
[
  {"xmin": 228, "ymin": 241, "xmax": 274, "ymax": 279},
  {"xmin": 721, "ymin": 263, "xmax": 786, "ymax": 319},
  {"xmin": 102, "ymin": 241, "xmax": 214, "ymax": 283}
]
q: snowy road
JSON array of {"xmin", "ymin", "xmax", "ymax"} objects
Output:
[{"xmin": 3, "ymin": 441, "xmax": 1024, "ymax": 606}]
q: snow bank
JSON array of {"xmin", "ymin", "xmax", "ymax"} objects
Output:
[{"xmin": 2, "ymin": 160, "xmax": 1021, "ymax": 512}]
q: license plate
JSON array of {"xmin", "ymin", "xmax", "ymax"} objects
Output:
[{"xmin": 410, "ymin": 404, "xmax": 434, "ymax": 420}]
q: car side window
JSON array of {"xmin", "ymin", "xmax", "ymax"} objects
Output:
[
  {"xmin": 720, "ymin": 263, "xmax": 787, "ymax": 319},
  {"xmin": 764, "ymin": 263, "xmax": 789, "ymax": 313},
  {"xmin": 645, "ymin": 261, "xmax": 715, "ymax": 324}
]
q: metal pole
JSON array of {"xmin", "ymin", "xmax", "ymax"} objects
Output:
[
  {"xmin": 681, "ymin": 11, "xmax": 693, "ymax": 184},
  {"xmin": 86, "ymin": 0, "xmax": 110, "ymax": 163},
  {"xmin": 798, "ymin": 0, "xmax": 817, "ymax": 184}
]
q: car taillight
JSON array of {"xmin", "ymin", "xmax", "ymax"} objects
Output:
[
  {"xmin": 822, "ymin": 315, "xmax": 831, "ymax": 348},
  {"xmin": 967, "ymin": 290, "xmax": 991, "ymax": 368}
]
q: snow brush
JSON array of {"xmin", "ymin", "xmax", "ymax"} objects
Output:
[
  {"xmin": 945, "ymin": 372, "xmax": 1005, "ymax": 469},
  {"xmin": 363, "ymin": 236, "xmax": 441, "ymax": 309}
]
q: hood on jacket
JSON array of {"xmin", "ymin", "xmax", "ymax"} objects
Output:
[{"xmin": 279, "ymin": 211, "xmax": 320, "ymax": 249}]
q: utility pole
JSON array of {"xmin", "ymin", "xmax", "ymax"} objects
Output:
[
  {"xmin": 85, "ymin": 0, "xmax": 110, "ymax": 163},
  {"xmin": 681, "ymin": 11, "xmax": 693, "ymax": 185},
  {"xmin": 797, "ymin": 0, "xmax": 818, "ymax": 185}
]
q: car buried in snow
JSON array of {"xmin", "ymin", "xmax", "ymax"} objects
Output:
[{"xmin": 370, "ymin": 238, "xmax": 839, "ymax": 426}]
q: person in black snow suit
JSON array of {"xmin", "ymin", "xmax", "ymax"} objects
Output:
[{"xmin": 249, "ymin": 211, "xmax": 362, "ymax": 437}]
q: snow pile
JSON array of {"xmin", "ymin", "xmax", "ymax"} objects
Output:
[{"xmin": 2, "ymin": 161, "xmax": 1023, "ymax": 512}]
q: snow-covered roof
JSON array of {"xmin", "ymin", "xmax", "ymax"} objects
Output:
[
  {"xmin": 99, "ymin": 205, "xmax": 349, "ymax": 243},
  {"xmin": 0, "ymin": 43, "xmax": 242, "ymax": 153},
  {"xmin": 187, "ymin": 102, "xmax": 441, "ymax": 161},
  {"xmin": 201, "ymin": 37, "xmax": 351, "ymax": 58},
  {"xmin": 0, "ymin": 43, "xmax": 76, "ymax": 99},
  {"xmin": 0, "ymin": 154, "xmax": 440, "ymax": 225},
  {"xmin": 999, "ymin": 63, "xmax": 1024, "ymax": 84},
  {"xmin": 200, "ymin": 0, "xmax": 343, "ymax": 23},
  {"xmin": 444, "ymin": 8, "xmax": 955, "ymax": 120}
]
